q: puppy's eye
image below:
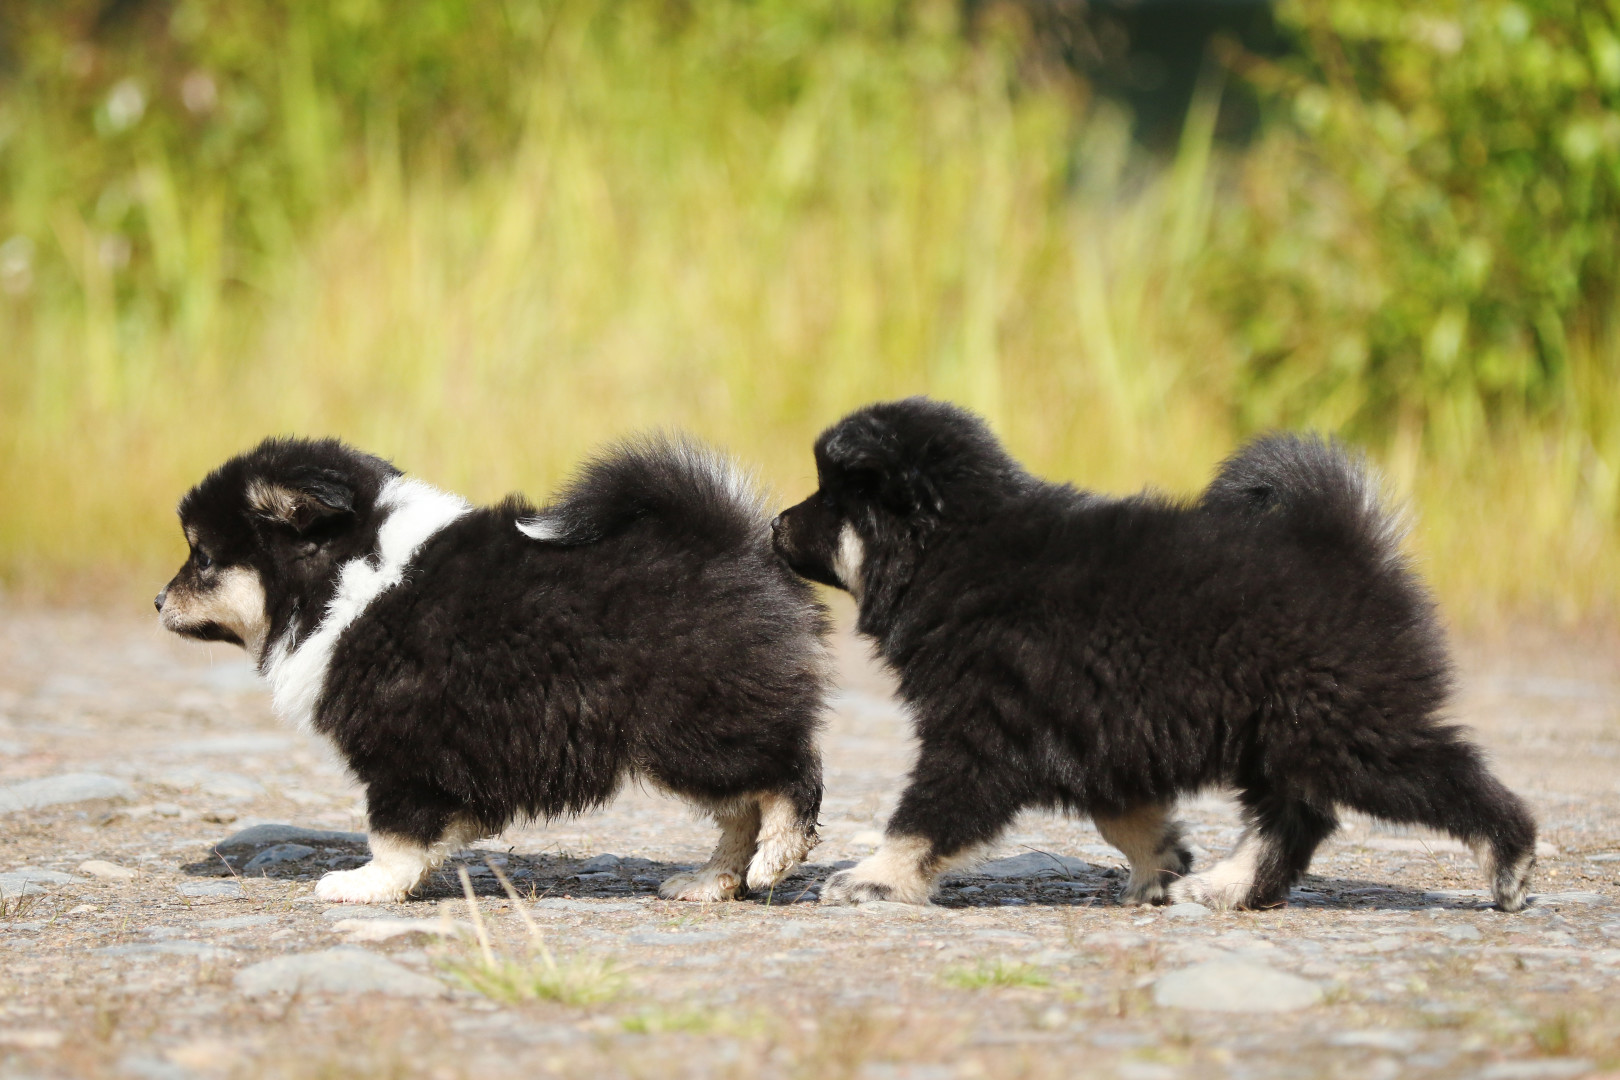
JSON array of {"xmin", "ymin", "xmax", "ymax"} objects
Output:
[{"xmin": 195, "ymin": 550, "xmax": 213, "ymax": 571}]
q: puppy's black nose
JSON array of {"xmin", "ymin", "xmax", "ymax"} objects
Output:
[
  {"xmin": 769, "ymin": 514, "xmax": 784, "ymax": 539},
  {"xmin": 154, "ymin": 590, "xmax": 166, "ymax": 612}
]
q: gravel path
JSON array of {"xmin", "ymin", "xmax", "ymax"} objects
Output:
[{"xmin": 1, "ymin": 604, "xmax": 1618, "ymax": 1079}]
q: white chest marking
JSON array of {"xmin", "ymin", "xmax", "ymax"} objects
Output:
[{"xmin": 262, "ymin": 476, "xmax": 470, "ymax": 734}]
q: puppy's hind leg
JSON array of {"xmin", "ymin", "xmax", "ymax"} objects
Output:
[
  {"xmin": 1094, "ymin": 803, "xmax": 1192, "ymax": 906},
  {"xmin": 660, "ymin": 798, "xmax": 760, "ymax": 902}
]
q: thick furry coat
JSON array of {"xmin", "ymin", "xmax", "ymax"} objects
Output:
[
  {"xmin": 771, "ymin": 398, "xmax": 1536, "ymax": 911},
  {"xmin": 159, "ymin": 436, "xmax": 828, "ymax": 903}
]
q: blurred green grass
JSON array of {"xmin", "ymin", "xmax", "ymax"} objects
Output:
[{"xmin": 0, "ymin": 0, "xmax": 1615, "ymax": 623}]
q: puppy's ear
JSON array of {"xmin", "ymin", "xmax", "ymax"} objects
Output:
[{"xmin": 247, "ymin": 469, "xmax": 354, "ymax": 533}]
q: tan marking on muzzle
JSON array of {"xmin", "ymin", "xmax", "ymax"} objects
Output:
[{"xmin": 159, "ymin": 566, "xmax": 270, "ymax": 658}]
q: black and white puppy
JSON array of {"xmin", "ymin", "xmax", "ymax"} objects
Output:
[
  {"xmin": 158, "ymin": 436, "xmax": 828, "ymax": 904},
  {"xmin": 772, "ymin": 398, "xmax": 1537, "ymax": 912}
]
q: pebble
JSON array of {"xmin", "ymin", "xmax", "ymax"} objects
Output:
[
  {"xmin": 1163, "ymin": 902, "xmax": 1210, "ymax": 921},
  {"xmin": 243, "ymin": 843, "xmax": 318, "ymax": 872},
  {"xmin": 78, "ymin": 859, "xmax": 138, "ymax": 881},
  {"xmin": 0, "ymin": 772, "xmax": 134, "ymax": 813},
  {"xmin": 577, "ymin": 854, "xmax": 622, "ymax": 873},
  {"xmin": 235, "ymin": 947, "xmax": 447, "ymax": 998},
  {"xmin": 1439, "ymin": 924, "xmax": 1483, "ymax": 941},
  {"xmin": 176, "ymin": 881, "xmax": 246, "ymax": 899},
  {"xmin": 1152, "ymin": 961, "xmax": 1323, "ymax": 1012}
]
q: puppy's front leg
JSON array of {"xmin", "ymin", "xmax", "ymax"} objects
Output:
[
  {"xmin": 315, "ymin": 790, "xmax": 484, "ymax": 904},
  {"xmin": 821, "ymin": 749, "xmax": 1023, "ymax": 906}
]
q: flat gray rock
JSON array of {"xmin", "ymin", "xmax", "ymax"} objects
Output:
[
  {"xmin": 531, "ymin": 898, "xmax": 640, "ymax": 913},
  {"xmin": 176, "ymin": 881, "xmax": 245, "ymax": 899},
  {"xmin": 972, "ymin": 852, "xmax": 1095, "ymax": 879},
  {"xmin": 235, "ymin": 947, "xmax": 447, "ymax": 998},
  {"xmin": 197, "ymin": 915, "xmax": 278, "ymax": 930},
  {"xmin": 578, "ymin": 854, "xmax": 622, "ymax": 873},
  {"xmin": 1478, "ymin": 1061, "xmax": 1595, "ymax": 1080},
  {"xmin": 0, "ymin": 773, "xmax": 134, "ymax": 813},
  {"xmin": 215, "ymin": 823, "xmax": 367, "ymax": 853},
  {"xmin": 1531, "ymin": 891, "xmax": 1607, "ymax": 906},
  {"xmin": 95, "ymin": 941, "xmax": 236, "ymax": 961},
  {"xmin": 1153, "ymin": 961, "xmax": 1322, "ymax": 1012},
  {"xmin": 243, "ymin": 843, "xmax": 317, "ymax": 872},
  {"xmin": 1164, "ymin": 902, "xmax": 1210, "ymax": 920}
]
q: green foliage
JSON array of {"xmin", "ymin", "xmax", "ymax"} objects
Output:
[
  {"xmin": 940, "ymin": 959, "xmax": 1051, "ymax": 990},
  {"xmin": 1209, "ymin": 0, "xmax": 1620, "ymax": 447},
  {"xmin": 0, "ymin": 0, "xmax": 1615, "ymax": 620}
]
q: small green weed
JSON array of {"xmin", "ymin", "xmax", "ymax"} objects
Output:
[
  {"xmin": 0, "ymin": 887, "xmax": 44, "ymax": 922},
  {"xmin": 941, "ymin": 959, "xmax": 1051, "ymax": 990},
  {"xmin": 437, "ymin": 864, "xmax": 623, "ymax": 1007}
]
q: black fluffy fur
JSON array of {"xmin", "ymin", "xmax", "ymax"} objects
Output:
[
  {"xmin": 772, "ymin": 397, "xmax": 1538, "ymax": 911},
  {"xmin": 166, "ymin": 435, "xmax": 827, "ymax": 885}
]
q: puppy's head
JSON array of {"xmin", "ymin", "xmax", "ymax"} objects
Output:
[
  {"xmin": 771, "ymin": 397, "xmax": 1025, "ymax": 602},
  {"xmin": 156, "ymin": 438, "xmax": 399, "ymax": 658}
]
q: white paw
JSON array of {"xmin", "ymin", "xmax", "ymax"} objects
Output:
[
  {"xmin": 1166, "ymin": 872, "xmax": 1250, "ymax": 910},
  {"xmin": 659, "ymin": 868, "xmax": 744, "ymax": 902},
  {"xmin": 818, "ymin": 863, "xmax": 930, "ymax": 906},
  {"xmin": 745, "ymin": 835, "xmax": 813, "ymax": 893},
  {"xmin": 314, "ymin": 865, "xmax": 411, "ymax": 904}
]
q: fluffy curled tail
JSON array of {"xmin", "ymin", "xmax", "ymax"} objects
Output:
[
  {"xmin": 1201, "ymin": 433, "xmax": 1408, "ymax": 567},
  {"xmin": 517, "ymin": 434, "xmax": 769, "ymax": 551}
]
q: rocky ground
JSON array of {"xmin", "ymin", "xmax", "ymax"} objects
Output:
[{"xmin": 1, "ymin": 603, "xmax": 1618, "ymax": 1080}]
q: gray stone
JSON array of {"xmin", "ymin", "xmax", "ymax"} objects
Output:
[
  {"xmin": 578, "ymin": 854, "xmax": 621, "ymax": 873},
  {"xmin": 321, "ymin": 905, "xmax": 391, "ymax": 920},
  {"xmin": 95, "ymin": 941, "xmax": 236, "ymax": 961},
  {"xmin": 576, "ymin": 871, "xmax": 619, "ymax": 884},
  {"xmin": 1164, "ymin": 902, "xmax": 1210, "ymax": 921},
  {"xmin": 243, "ymin": 844, "xmax": 317, "ymax": 872},
  {"xmin": 973, "ymin": 852, "xmax": 1094, "ymax": 879},
  {"xmin": 1440, "ymin": 924, "xmax": 1483, "ymax": 941},
  {"xmin": 176, "ymin": 881, "xmax": 245, "ymax": 899},
  {"xmin": 78, "ymin": 859, "xmax": 138, "ymax": 881},
  {"xmin": 215, "ymin": 823, "xmax": 368, "ymax": 853},
  {"xmin": 0, "ymin": 772, "xmax": 134, "ymax": 812},
  {"xmin": 1530, "ymin": 891, "xmax": 1607, "ymax": 906},
  {"xmin": 1477, "ymin": 1062, "xmax": 1594, "ymax": 1080},
  {"xmin": 197, "ymin": 915, "xmax": 277, "ymax": 930},
  {"xmin": 1153, "ymin": 961, "xmax": 1322, "ymax": 1012},
  {"xmin": 235, "ymin": 947, "xmax": 447, "ymax": 998},
  {"xmin": 531, "ymin": 898, "xmax": 639, "ymax": 913}
]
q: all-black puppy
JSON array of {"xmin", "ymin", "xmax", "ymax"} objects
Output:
[
  {"xmin": 159, "ymin": 435, "xmax": 827, "ymax": 903},
  {"xmin": 772, "ymin": 398, "xmax": 1537, "ymax": 911}
]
